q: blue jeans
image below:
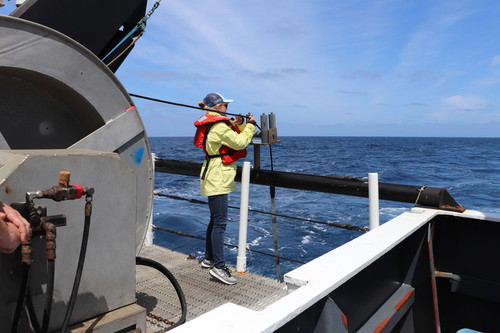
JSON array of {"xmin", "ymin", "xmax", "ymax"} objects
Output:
[{"xmin": 205, "ymin": 194, "xmax": 228, "ymax": 268}]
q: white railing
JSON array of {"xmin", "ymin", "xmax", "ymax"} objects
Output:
[
  {"xmin": 236, "ymin": 161, "xmax": 251, "ymax": 273},
  {"xmin": 368, "ymin": 172, "xmax": 380, "ymax": 229}
]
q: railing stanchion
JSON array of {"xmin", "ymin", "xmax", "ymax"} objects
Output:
[
  {"xmin": 237, "ymin": 161, "xmax": 251, "ymax": 273},
  {"xmin": 369, "ymin": 172, "xmax": 380, "ymax": 230}
]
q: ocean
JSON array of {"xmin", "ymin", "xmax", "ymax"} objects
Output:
[{"xmin": 149, "ymin": 136, "xmax": 500, "ymax": 279}]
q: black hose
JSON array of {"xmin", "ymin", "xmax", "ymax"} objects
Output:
[
  {"xmin": 26, "ymin": 287, "xmax": 42, "ymax": 333},
  {"xmin": 11, "ymin": 263, "xmax": 30, "ymax": 333},
  {"xmin": 136, "ymin": 256, "xmax": 187, "ymax": 330},
  {"xmin": 60, "ymin": 209, "xmax": 91, "ymax": 332},
  {"xmin": 42, "ymin": 260, "xmax": 55, "ymax": 333}
]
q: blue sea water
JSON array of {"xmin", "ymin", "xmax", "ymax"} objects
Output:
[{"xmin": 150, "ymin": 136, "xmax": 500, "ymax": 279}]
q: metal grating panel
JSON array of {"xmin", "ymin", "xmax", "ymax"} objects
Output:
[{"xmin": 136, "ymin": 244, "xmax": 287, "ymax": 332}]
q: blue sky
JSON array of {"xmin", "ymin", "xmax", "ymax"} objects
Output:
[{"xmin": 2, "ymin": 0, "xmax": 500, "ymax": 137}]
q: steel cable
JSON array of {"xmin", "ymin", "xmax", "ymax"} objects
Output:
[
  {"xmin": 102, "ymin": 0, "xmax": 161, "ymax": 63},
  {"xmin": 130, "ymin": 93, "xmax": 261, "ymax": 129},
  {"xmin": 152, "ymin": 225, "xmax": 306, "ymax": 265},
  {"xmin": 154, "ymin": 192, "xmax": 367, "ymax": 232}
]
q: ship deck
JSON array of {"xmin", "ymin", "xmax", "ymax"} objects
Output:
[{"xmin": 136, "ymin": 244, "xmax": 288, "ymax": 332}]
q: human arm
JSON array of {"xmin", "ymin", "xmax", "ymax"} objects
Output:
[
  {"xmin": 0, "ymin": 202, "xmax": 30, "ymax": 254},
  {"xmin": 209, "ymin": 122, "xmax": 256, "ymax": 152}
]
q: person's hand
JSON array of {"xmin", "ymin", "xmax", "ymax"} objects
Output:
[
  {"xmin": 234, "ymin": 115, "xmax": 244, "ymax": 125},
  {"xmin": 0, "ymin": 220, "xmax": 24, "ymax": 253},
  {"xmin": 246, "ymin": 115, "xmax": 257, "ymax": 125},
  {"xmin": 0, "ymin": 202, "xmax": 30, "ymax": 253}
]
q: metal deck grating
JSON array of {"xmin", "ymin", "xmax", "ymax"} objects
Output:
[{"xmin": 136, "ymin": 244, "xmax": 287, "ymax": 332}]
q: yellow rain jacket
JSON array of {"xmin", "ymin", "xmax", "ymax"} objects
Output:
[{"xmin": 200, "ymin": 113, "xmax": 255, "ymax": 196}]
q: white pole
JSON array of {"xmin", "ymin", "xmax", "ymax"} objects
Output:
[
  {"xmin": 368, "ymin": 173, "xmax": 380, "ymax": 230},
  {"xmin": 236, "ymin": 161, "xmax": 251, "ymax": 273}
]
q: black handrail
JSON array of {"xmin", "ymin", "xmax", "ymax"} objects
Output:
[{"xmin": 154, "ymin": 158, "xmax": 464, "ymax": 212}]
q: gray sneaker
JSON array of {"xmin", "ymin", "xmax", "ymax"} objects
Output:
[
  {"xmin": 200, "ymin": 258, "xmax": 213, "ymax": 268},
  {"xmin": 210, "ymin": 266, "xmax": 237, "ymax": 285}
]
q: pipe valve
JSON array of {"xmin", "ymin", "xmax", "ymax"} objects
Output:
[{"xmin": 29, "ymin": 171, "xmax": 94, "ymax": 202}]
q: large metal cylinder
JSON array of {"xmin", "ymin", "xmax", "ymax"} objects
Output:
[
  {"xmin": 0, "ymin": 15, "xmax": 153, "ymax": 331},
  {"xmin": 0, "ymin": 15, "xmax": 153, "ymax": 251}
]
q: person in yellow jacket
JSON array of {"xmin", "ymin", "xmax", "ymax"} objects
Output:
[{"xmin": 195, "ymin": 92, "xmax": 256, "ymax": 285}]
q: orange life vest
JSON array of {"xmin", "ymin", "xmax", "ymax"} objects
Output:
[{"xmin": 193, "ymin": 114, "xmax": 247, "ymax": 178}]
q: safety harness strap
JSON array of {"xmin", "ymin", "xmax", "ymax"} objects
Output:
[
  {"xmin": 201, "ymin": 150, "xmax": 235, "ymax": 180},
  {"xmin": 201, "ymin": 123, "xmax": 227, "ymax": 180}
]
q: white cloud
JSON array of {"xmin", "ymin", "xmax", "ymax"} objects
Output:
[
  {"xmin": 443, "ymin": 95, "xmax": 486, "ymax": 110},
  {"xmin": 471, "ymin": 76, "xmax": 500, "ymax": 86},
  {"xmin": 396, "ymin": 3, "xmax": 473, "ymax": 73},
  {"xmin": 491, "ymin": 55, "xmax": 500, "ymax": 67}
]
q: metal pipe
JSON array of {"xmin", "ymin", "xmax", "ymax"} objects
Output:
[
  {"xmin": 42, "ymin": 222, "xmax": 56, "ymax": 333},
  {"xmin": 260, "ymin": 114, "xmax": 269, "ymax": 144},
  {"xmin": 154, "ymin": 158, "xmax": 464, "ymax": 212},
  {"xmin": 368, "ymin": 173, "xmax": 380, "ymax": 230},
  {"xmin": 269, "ymin": 112, "xmax": 276, "ymax": 129},
  {"xmin": 237, "ymin": 161, "xmax": 251, "ymax": 273}
]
